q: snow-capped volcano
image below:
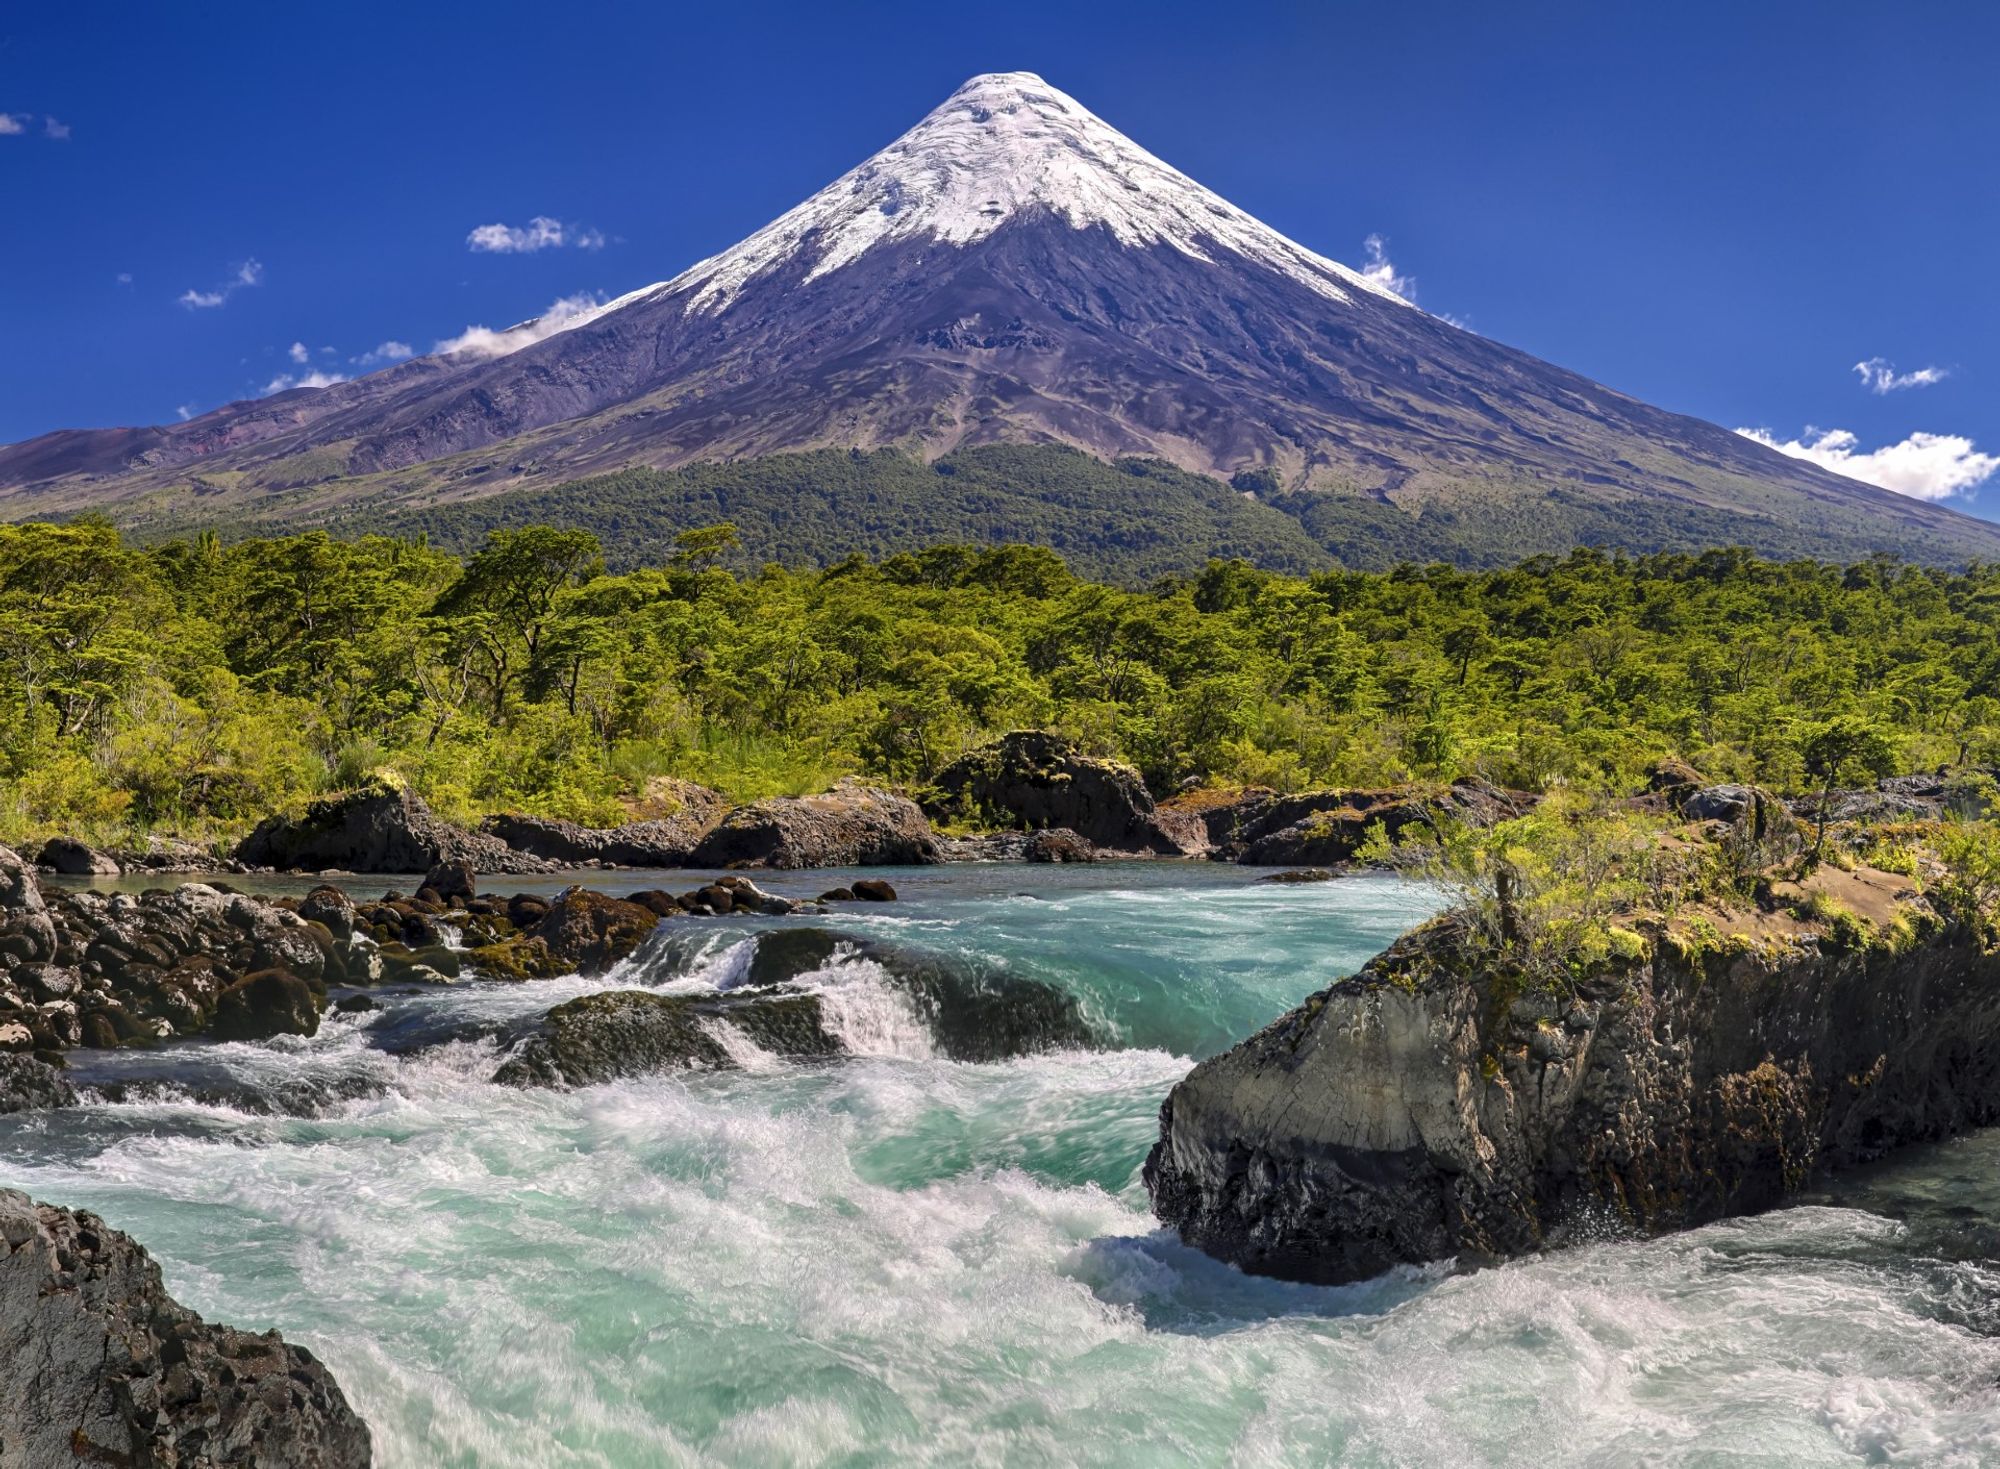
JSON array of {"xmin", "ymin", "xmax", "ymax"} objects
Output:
[
  {"xmin": 5, "ymin": 70, "xmax": 1999, "ymax": 568},
  {"xmin": 649, "ymin": 71, "xmax": 1408, "ymax": 316}
]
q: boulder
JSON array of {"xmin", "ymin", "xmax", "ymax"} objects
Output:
[
  {"xmin": 236, "ymin": 781, "xmax": 551, "ymax": 875},
  {"xmin": 493, "ymin": 988, "xmax": 839, "ymax": 1087},
  {"xmin": 422, "ymin": 858, "xmax": 476, "ymax": 906},
  {"xmin": 1146, "ymin": 883, "xmax": 2000, "ymax": 1285},
  {"xmin": 690, "ymin": 780, "xmax": 940, "ymax": 869},
  {"xmin": 1258, "ymin": 868, "xmax": 1337, "ymax": 883},
  {"xmin": 209, "ymin": 969, "xmax": 320, "ymax": 1042},
  {"xmin": 0, "ymin": 1189, "xmax": 372, "ymax": 1467},
  {"xmin": 1230, "ymin": 778, "xmax": 1532, "ymax": 867},
  {"xmin": 0, "ymin": 1054, "xmax": 75, "ymax": 1113},
  {"xmin": 481, "ymin": 782, "xmax": 729, "ymax": 867},
  {"xmin": 1023, "ymin": 828, "xmax": 1096, "ymax": 863},
  {"xmin": 851, "ymin": 878, "xmax": 898, "ymax": 902},
  {"xmin": 924, "ymin": 731, "xmax": 1197, "ymax": 856},
  {"xmin": 0, "ymin": 845, "xmax": 58, "ymax": 966},
  {"xmin": 467, "ymin": 886, "xmax": 662, "ymax": 980},
  {"xmin": 298, "ymin": 883, "xmax": 358, "ymax": 941},
  {"xmin": 34, "ymin": 837, "xmax": 120, "ymax": 876}
]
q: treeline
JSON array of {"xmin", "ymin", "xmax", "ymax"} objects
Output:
[{"xmin": 1, "ymin": 516, "xmax": 1995, "ymax": 844}]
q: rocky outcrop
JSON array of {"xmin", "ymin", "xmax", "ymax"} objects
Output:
[
  {"xmin": 1187, "ymin": 777, "xmax": 1532, "ymax": 866},
  {"xmin": 0, "ymin": 1189, "xmax": 372, "ymax": 1466},
  {"xmin": 0, "ymin": 856, "xmax": 354, "ymax": 1055},
  {"xmin": 236, "ymin": 783, "xmax": 551, "ymax": 875},
  {"xmin": 465, "ymin": 886, "xmax": 663, "ymax": 981},
  {"xmin": 1145, "ymin": 873, "xmax": 2000, "ymax": 1284},
  {"xmin": 924, "ymin": 731, "xmax": 1199, "ymax": 855},
  {"xmin": 690, "ymin": 780, "xmax": 940, "ymax": 869},
  {"xmin": 0, "ymin": 1054, "xmax": 75, "ymax": 1112},
  {"xmin": 1023, "ymin": 828, "xmax": 1096, "ymax": 863},
  {"xmin": 35, "ymin": 837, "xmax": 119, "ymax": 876},
  {"xmin": 494, "ymin": 988, "xmax": 840, "ymax": 1086},
  {"xmin": 481, "ymin": 782, "xmax": 728, "ymax": 867}
]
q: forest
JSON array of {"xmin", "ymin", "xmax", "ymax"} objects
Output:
[{"xmin": 1, "ymin": 514, "xmax": 1995, "ymax": 847}]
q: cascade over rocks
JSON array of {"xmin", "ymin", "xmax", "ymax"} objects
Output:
[
  {"xmin": 494, "ymin": 988, "xmax": 839, "ymax": 1087},
  {"xmin": 690, "ymin": 779, "xmax": 940, "ymax": 869},
  {"xmin": 236, "ymin": 782, "xmax": 552, "ymax": 875},
  {"xmin": 925, "ymin": 731, "xmax": 1201, "ymax": 856},
  {"xmin": 1145, "ymin": 870, "xmax": 2000, "ymax": 1284},
  {"xmin": 0, "ymin": 1189, "xmax": 372, "ymax": 1467}
]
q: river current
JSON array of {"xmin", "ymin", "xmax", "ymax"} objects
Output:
[{"xmin": 5, "ymin": 864, "xmax": 1998, "ymax": 1466}]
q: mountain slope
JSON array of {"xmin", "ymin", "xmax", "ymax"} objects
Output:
[{"xmin": 5, "ymin": 70, "xmax": 1999, "ymax": 567}]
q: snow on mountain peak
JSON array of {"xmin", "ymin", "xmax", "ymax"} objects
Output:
[{"xmin": 647, "ymin": 70, "xmax": 1411, "ymax": 316}]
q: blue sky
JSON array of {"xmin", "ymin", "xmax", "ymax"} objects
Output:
[{"xmin": 3, "ymin": 0, "xmax": 1995, "ymax": 517}]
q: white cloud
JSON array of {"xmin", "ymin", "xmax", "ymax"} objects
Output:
[
  {"xmin": 353, "ymin": 340, "xmax": 415, "ymax": 366},
  {"xmin": 433, "ymin": 292, "xmax": 607, "ymax": 360},
  {"xmin": 1853, "ymin": 357, "xmax": 1948, "ymax": 395},
  {"xmin": 116, "ymin": 272, "xmax": 133, "ymax": 285},
  {"xmin": 1359, "ymin": 234, "xmax": 1416, "ymax": 302},
  {"xmin": 0, "ymin": 113, "xmax": 26, "ymax": 136},
  {"xmin": 288, "ymin": 340, "xmax": 310, "ymax": 364},
  {"xmin": 178, "ymin": 257, "xmax": 263, "ymax": 309},
  {"xmin": 43, "ymin": 116, "xmax": 69, "ymax": 140},
  {"xmin": 1737, "ymin": 425, "xmax": 1999, "ymax": 502},
  {"xmin": 175, "ymin": 404, "xmax": 195, "ymax": 421},
  {"xmin": 467, "ymin": 216, "xmax": 605, "ymax": 254},
  {"xmin": 262, "ymin": 368, "xmax": 348, "ymax": 395}
]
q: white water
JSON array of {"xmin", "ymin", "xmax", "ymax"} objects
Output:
[{"xmin": 6, "ymin": 866, "xmax": 1999, "ymax": 1466}]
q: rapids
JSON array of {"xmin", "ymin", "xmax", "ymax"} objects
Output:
[{"xmin": 5, "ymin": 864, "xmax": 1997, "ymax": 1466}]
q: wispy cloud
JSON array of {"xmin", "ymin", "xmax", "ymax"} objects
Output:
[
  {"xmin": 287, "ymin": 341, "xmax": 310, "ymax": 364},
  {"xmin": 262, "ymin": 368, "xmax": 347, "ymax": 395},
  {"xmin": 116, "ymin": 272, "xmax": 133, "ymax": 285},
  {"xmin": 1737, "ymin": 425, "xmax": 1998, "ymax": 502},
  {"xmin": 1853, "ymin": 357, "xmax": 1948, "ymax": 395},
  {"xmin": 434, "ymin": 292, "xmax": 606, "ymax": 360},
  {"xmin": 179, "ymin": 258, "xmax": 263, "ymax": 310},
  {"xmin": 467, "ymin": 216, "xmax": 606, "ymax": 254},
  {"xmin": 1358, "ymin": 234, "xmax": 1416, "ymax": 302},
  {"xmin": 175, "ymin": 404, "xmax": 196, "ymax": 422},
  {"xmin": 353, "ymin": 340, "xmax": 415, "ymax": 366},
  {"xmin": 2, "ymin": 113, "xmax": 73, "ymax": 139}
]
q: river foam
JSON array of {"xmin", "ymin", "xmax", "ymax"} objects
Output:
[{"xmin": 5, "ymin": 865, "xmax": 1996, "ymax": 1465}]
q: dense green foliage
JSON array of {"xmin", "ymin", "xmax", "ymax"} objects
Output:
[
  {"xmin": 138, "ymin": 443, "xmax": 1999, "ymax": 577},
  {"xmin": 4, "ymin": 516, "xmax": 1999, "ymax": 846},
  {"xmin": 348, "ymin": 445, "xmax": 1334, "ymax": 583}
]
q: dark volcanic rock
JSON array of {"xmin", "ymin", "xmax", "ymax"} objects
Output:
[
  {"xmin": 1224, "ymin": 777, "xmax": 1531, "ymax": 867},
  {"xmin": 690, "ymin": 780, "xmax": 940, "ymax": 869},
  {"xmin": 422, "ymin": 858, "xmax": 476, "ymax": 905},
  {"xmin": 1023, "ymin": 827, "xmax": 1096, "ymax": 863},
  {"xmin": 0, "ymin": 1054, "xmax": 76, "ymax": 1113},
  {"xmin": 35, "ymin": 836, "xmax": 120, "ymax": 876},
  {"xmin": 468, "ymin": 886, "xmax": 662, "ymax": 980},
  {"xmin": 209, "ymin": 970, "xmax": 320, "ymax": 1042},
  {"xmin": 1145, "ymin": 885, "xmax": 2000, "ymax": 1285},
  {"xmin": 236, "ymin": 782, "xmax": 550, "ymax": 874},
  {"xmin": 0, "ymin": 1189, "xmax": 372, "ymax": 1466},
  {"xmin": 481, "ymin": 782, "xmax": 729, "ymax": 867},
  {"xmin": 925, "ymin": 731, "xmax": 1198, "ymax": 856},
  {"xmin": 494, "ymin": 988, "xmax": 839, "ymax": 1087}
]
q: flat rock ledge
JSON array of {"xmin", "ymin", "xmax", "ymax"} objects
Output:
[
  {"xmin": 0, "ymin": 1189, "xmax": 371, "ymax": 1467},
  {"xmin": 1145, "ymin": 891, "xmax": 2000, "ymax": 1284}
]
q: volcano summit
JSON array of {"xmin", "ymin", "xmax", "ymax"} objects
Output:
[{"xmin": 4, "ymin": 71, "xmax": 1995, "ymax": 567}]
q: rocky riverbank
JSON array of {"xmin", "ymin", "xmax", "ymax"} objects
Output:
[
  {"xmin": 0, "ymin": 1189, "xmax": 371, "ymax": 1466},
  {"xmin": 1145, "ymin": 841, "xmax": 2000, "ymax": 1284}
]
